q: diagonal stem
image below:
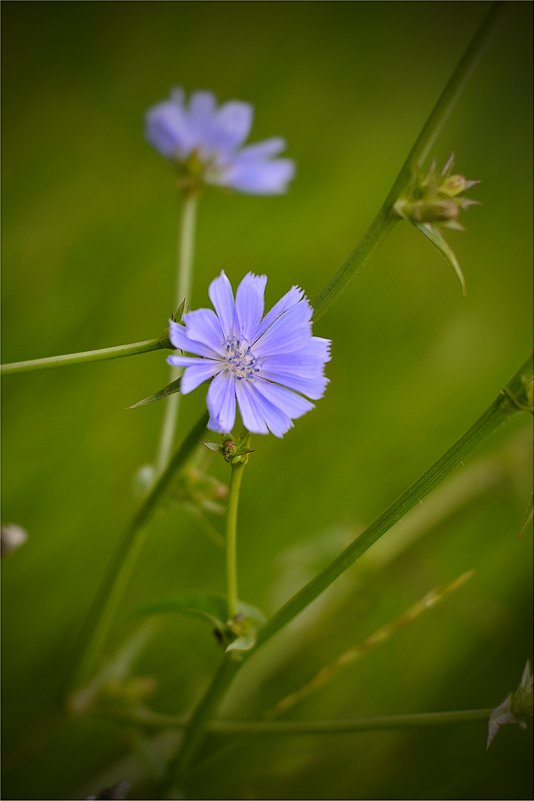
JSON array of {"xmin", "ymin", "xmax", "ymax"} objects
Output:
[
  {"xmin": 251, "ymin": 362, "xmax": 529, "ymax": 656},
  {"xmin": 312, "ymin": 1, "xmax": 505, "ymax": 323}
]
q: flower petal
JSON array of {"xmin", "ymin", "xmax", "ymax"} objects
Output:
[
  {"xmin": 254, "ymin": 380, "xmax": 315, "ymax": 419},
  {"xmin": 247, "ymin": 384, "xmax": 293, "ymax": 437},
  {"xmin": 254, "ymin": 285, "xmax": 304, "ymax": 339},
  {"xmin": 235, "ymin": 380, "xmax": 269, "ymax": 434},
  {"xmin": 168, "ymin": 321, "xmax": 221, "ymax": 359},
  {"xmin": 208, "ymin": 271, "xmax": 236, "ymax": 336},
  {"xmin": 252, "ymin": 298, "xmax": 313, "ymax": 358},
  {"xmin": 188, "ymin": 91, "xmax": 216, "ymax": 124},
  {"xmin": 181, "ymin": 361, "xmax": 223, "ymax": 394},
  {"xmin": 235, "ymin": 273, "xmax": 267, "ymax": 342},
  {"xmin": 207, "ymin": 372, "xmax": 236, "ymax": 433},
  {"xmin": 257, "ymin": 366, "xmax": 328, "ymax": 400},
  {"xmin": 260, "ymin": 340, "xmax": 332, "ymax": 373},
  {"xmin": 236, "ymin": 137, "xmax": 287, "ymax": 161},
  {"xmin": 222, "ymin": 158, "xmax": 295, "ymax": 195},
  {"xmin": 145, "ymin": 100, "xmax": 194, "ymax": 160},
  {"xmin": 182, "ymin": 308, "xmax": 225, "ymax": 355},
  {"xmin": 166, "ymin": 355, "xmax": 223, "ymax": 394},
  {"xmin": 187, "ymin": 91, "xmax": 217, "ymax": 149},
  {"xmin": 212, "ymin": 101, "xmax": 253, "ymax": 151}
]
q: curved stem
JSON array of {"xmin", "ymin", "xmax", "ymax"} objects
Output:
[
  {"xmin": 66, "ymin": 411, "xmax": 209, "ymax": 702},
  {"xmin": 312, "ymin": 2, "xmax": 505, "ymax": 323},
  {"xmin": 226, "ymin": 462, "xmax": 245, "ymax": 619},
  {"xmin": 0, "ymin": 337, "xmax": 163, "ymax": 376},
  {"xmin": 155, "ymin": 193, "xmax": 199, "ymax": 476}
]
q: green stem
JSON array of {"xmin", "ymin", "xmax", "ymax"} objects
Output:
[
  {"xmin": 312, "ymin": 2, "xmax": 504, "ymax": 323},
  {"xmin": 114, "ymin": 707, "xmax": 492, "ymax": 735},
  {"xmin": 155, "ymin": 193, "xmax": 199, "ymax": 476},
  {"xmin": 251, "ymin": 359, "xmax": 529, "ymax": 656},
  {"xmin": 161, "ymin": 656, "xmax": 240, "ymax": 798},
  {"xmin": 0, "ymin": 337, "xmax": 164, "ymax": 376},
  {"xmin": 213, "ymin": 708, "xmax": 495, "ymax": 734},
  {"xmin": 67, "ymin": 411, "xmax": 209, "ymax": 702},
  {"xmin": 226, "ymin": 461, "xmax": 245, "ymax": 619}
]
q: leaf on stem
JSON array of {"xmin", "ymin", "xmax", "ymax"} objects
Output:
[
  {"xmin": 134, "ymin": 593, "xmax": 266, "ymax": 652},
  {"xmin": 129, "ymin": 378, "xmax": 181, "ymax": 410},
  {"xmin": 134, "ymin": 593, "xmax": 228, "ymax": 629},
  {"xmin": 414, "ymin": 222, "xmax": 467, "ymax": 295}
]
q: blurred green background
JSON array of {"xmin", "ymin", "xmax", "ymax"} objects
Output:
[{"xmin": 2, "ymin": 2, "xmax": 532, "ymax": 799}]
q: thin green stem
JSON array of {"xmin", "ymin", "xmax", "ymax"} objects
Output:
[
  {"xmin": 155, "ymin": 193, "xmax": 199, "ymax": 476},
  {"xmin": 312, "ymin": 2, "xmax": 504, "ymax": 323},
  {"xmin": 0, "ymin": 337, "xmax": 164, "ymax": 376},
  {"xmin": 251, "ymin": 360, "xmax": 529, "ymax": 656},
  {"xmin": 66, "ymin": 411, "xmax": 209, "ymax": 702},
  {"xmin": 213, "ymin": 709, "xmax": 494, "ymax": 734},
  {"xmin": 226, "ymin": 462, "xmax": 245, "ymax": 619},
  {"xmin": 103, "ymin": 707, "xmax": 493, "ymax": 735},
  {"xmin": 161, "ymin": 656, "xmax": 240, "ymax": 798}
]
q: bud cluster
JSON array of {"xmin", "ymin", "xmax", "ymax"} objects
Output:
[
  {"xmin": 395, "ymin": 154, "xmax": 479, "ymax": 229},
  {"xmin": 394, "ymin": 155, "xmax": 479, "ymax": 294},
  {"xmin": 202, "ymin": 431, "xmax": 254, "ymax": 465}
]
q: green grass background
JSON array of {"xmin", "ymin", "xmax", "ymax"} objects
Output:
[{"xmin": 2, "ymin": 2, "xmax": 532, "ymax": 798}]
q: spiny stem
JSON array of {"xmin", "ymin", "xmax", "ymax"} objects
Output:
[
  {"xmin": 312, "ymin": 2, "xmax": 505, "ymax": 323},
  {"xmin": 155, "ymin": 193, "xmax": 198, "ymax": 476},
  {"xmin": 226, "ymin": 461, "xmax": 245, "ymax": 619},
  {"xmin": 66, "ymin": 411, "xmax": 209, "ymax": 702},
  {"xmin": 0, "ymin": 337, "xmax": 164, "ymax": 376}
]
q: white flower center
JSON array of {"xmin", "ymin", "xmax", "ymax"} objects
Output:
[{"xmin": 223, "ymin": 336, "xmax": 258, "ymax": 381}]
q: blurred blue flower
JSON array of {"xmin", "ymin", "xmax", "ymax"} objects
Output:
[
  {"xmin": 167, "ymin": 272, "xmax": 330, "ymax": 436},
  {"xmin": 146, "ymin": 89, "xmax": 295, "ymax": 195}
]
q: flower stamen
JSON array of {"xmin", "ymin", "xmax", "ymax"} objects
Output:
[{"xmin": 223, "ymin": 337, "xmax": 258, "ymax": 381}]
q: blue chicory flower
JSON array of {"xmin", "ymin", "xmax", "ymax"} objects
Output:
[
  {"xmin": 167, "ymin": 272, "xmax": 331, "ymax": 437},
  {"xmin": 146, "ymin": 89, "xmax": 295, "ymax": 195}
]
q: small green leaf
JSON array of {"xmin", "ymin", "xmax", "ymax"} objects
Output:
[
  {"xmin": 171, "ymin": 298, "xmax": 187, "ymax": 322},
  {"xmin": 415, "ymin": 222, "xmax": 467, "ymax": 296},
  {"xmin": 225, "ymin": 632, "xmax": 257, "ymax": 653},
  {"xmin": 134, "ymin": 593, "xmax": 228, "ymax": 629},
  {"xmin": 129, "ymin": 378, "xmax": 181, "ymax": 410},
  {"xmin": 201, "ymin": 441, "xmax": 224, "ymax": 455},
  {"xmin": 236, "ymin": 601, "xmax": 267, "ymax": 627}
]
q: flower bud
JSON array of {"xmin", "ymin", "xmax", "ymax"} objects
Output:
[
  {"xmin": 399, "ymin": 198, "xmax": 460, "ymax": 224},
  {"xmin": 439, "ymin": 174, "xmax": 474, "ymax": 197}
]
